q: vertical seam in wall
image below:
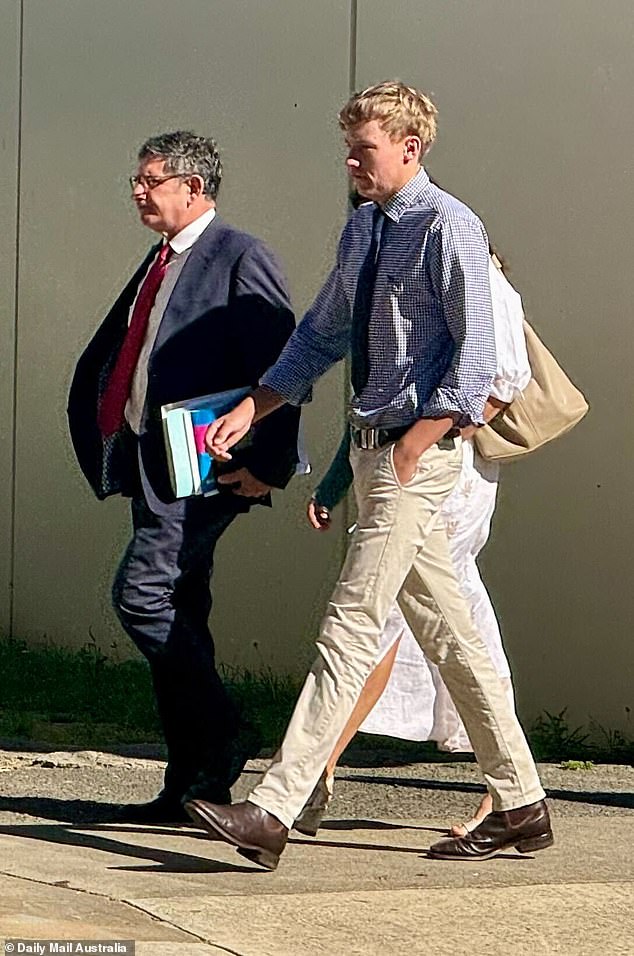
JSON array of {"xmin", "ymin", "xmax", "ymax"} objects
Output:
[
  {"xmin": 349, "ymin": 0, "xmax": 357, "ymax": 93},
  {"xmin": 9, "ymin": 0, "xmax": 25, "ymax": 639},
  {"xmin": 342, "ymin": 0, "xmax": 358, "ymax": 542}
]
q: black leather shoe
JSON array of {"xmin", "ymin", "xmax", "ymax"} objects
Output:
[
  {"xmin": 185, "ymin": 799, "xmax": 288, "ymax": 870},
  {"xmin": 428, "ymin": 798, "xmax": 554, "ymax": 860},
  {"xmin": 113, "ymin": 795, "xmax": 191, "ymax": 825},
  {"xmin": 114, "ymin": 784, "xmax": 231, "ymax": 825}
]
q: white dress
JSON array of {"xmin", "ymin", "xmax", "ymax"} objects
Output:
[{"xmin": 359, "ymin": 259, "xmax": 531, "ymax": 751}]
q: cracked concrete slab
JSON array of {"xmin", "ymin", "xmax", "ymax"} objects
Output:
[
  {"xmin": 134, "ymin": 882, "xmax": 634, "ymax": 956},
  {"xmin": 0, "ymin": 872, "xmax": 193, "ymax": 944},
  {"xmin": 0, "ymin": 752, "xmax": 632, "ymax": 954}
]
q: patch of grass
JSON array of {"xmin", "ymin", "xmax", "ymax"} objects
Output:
[
  {"xmin": 1, "ymin": 638, "xmax": 633, "ymax": 763},
  {"xmin": 0, "ymin": 637, "xmax": 304, "ymax": 752},
  {"xmin": 588, "ymin": 717, "xmax": 634, "ymax": 763},
  {"xmin": 0, "ymin": 710, "xmax": 36, "ymax": 740},
  {"xmin": 220, "ymin": 664, "xmax": 301, "ymax": 748},
  {"xmin": 0, "ymin": 637, "xmax": 161, "ymax": 747}
]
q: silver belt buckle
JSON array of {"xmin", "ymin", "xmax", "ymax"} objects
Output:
[
  {"xmin": 352, "ymin": 426, "xmax": 377, "ymax": 449},
  {"xmin": 362, "ymin": 427, "xmax": 378, "ymax": 449}
]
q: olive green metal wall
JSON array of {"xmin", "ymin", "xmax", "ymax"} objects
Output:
[
  {"xmin": 0, "ymin": 1, "xmax": 21, "ymax": 640},
  {"xmin": 2, "ymin": 1, "xmax": 632, "ymax": 731},
  {"xmin": 353, "ymin": 0, "xmax": 634, "ymax": 731}
]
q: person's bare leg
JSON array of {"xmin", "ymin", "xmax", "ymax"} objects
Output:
[
  {"xmin": 449, "ymin": 792, "xmax": 493, "ymax": 836},
  {"xmin": 325, "ymin": 637, "xmax": 401, "ymax": 777}
]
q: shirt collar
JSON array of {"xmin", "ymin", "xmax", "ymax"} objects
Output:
[
  {"xmin": 167, "ymin": 206, "xmax": 216, "ymax": 255},
  {"xmin": 381, "ymin": 167, "xmax": 430, "ymax": 222}
]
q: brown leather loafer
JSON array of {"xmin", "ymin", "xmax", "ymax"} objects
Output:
[
  {"xmin": 428, "ymin": 799, "xmax": 554, "ymax": 860},
  {"xmin": 185, "ymin": 799, "xmax": 288, "ymax": 871}
]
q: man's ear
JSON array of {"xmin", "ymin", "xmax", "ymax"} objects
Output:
[
  {"xmin": 188, "ymin": 174, "xmax": 206, "ymax": 201},
  {"xmin": 403, "ymin": 135, "xmax": 422, "ymax": 164}
]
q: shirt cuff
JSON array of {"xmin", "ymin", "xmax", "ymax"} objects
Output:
[
  {"xmin": 421, "ymin": 386, "xmax": 491, "ymax": 428},
  {"xmin": 259, "ymin": 367, "xmax": 313, "ymax": 406}
]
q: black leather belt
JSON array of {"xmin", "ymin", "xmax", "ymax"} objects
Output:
[{"xmin": 350, "ymin": 424, "xmax": 459, "ymax": 451}]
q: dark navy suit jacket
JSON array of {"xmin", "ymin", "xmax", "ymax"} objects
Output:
[{"xmin": 68, "ymin": 215, "xmax": 300, "ymax": 511}]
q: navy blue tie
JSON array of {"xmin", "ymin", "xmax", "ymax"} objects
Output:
[{"xmin": 350, "ymin": 206, "xmax": 387, "ymax": 397}]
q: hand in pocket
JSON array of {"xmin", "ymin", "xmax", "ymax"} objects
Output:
[{"xmin": 390, "ymin": 442, "xmax": 419, "ymax": 485}]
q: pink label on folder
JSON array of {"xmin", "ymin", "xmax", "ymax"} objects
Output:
[{"xmin": 193, "ymin": 424, "xmax": 209, "ymax": 454}]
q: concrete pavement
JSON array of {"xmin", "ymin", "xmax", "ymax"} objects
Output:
[{"xmin": 0, "ymin": 749, "xmax": 632, "ymax": 955}]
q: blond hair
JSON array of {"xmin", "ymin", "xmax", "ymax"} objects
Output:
[{"xmin": 339, "ymin": 80, "xmax": 438, "ymax": 153}]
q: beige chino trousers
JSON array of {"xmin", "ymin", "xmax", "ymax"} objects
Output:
[{"xmin": 250, "ymin": 437, "xmax": 545, "ymax": 828}]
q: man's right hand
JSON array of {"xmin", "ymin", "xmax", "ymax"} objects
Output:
[
  {"xmin": 205, "ymin": 397, "xmax": 256, "ymax": 460},
  {"xmin": 205, "ymin": 385, "xmax": 287, "ymax": 460},
  {"xmin": 307, "ymin": 498, "xmax": 331, "ymax": 531}
]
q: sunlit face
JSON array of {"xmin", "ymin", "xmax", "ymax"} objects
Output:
[
  {"xmin": 344, "ymin": 120, "xmax": 421, "ymax": 205},
  {"xmin": 130, "ymin": 157, "xmax": 203, "ymax": 238}
]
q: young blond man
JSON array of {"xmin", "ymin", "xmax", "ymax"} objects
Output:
[{"xmin": 185, "ymin": 82, "xmax": 552, "ymax": 868}]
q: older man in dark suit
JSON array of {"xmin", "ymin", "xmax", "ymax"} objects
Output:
[{"xmin": 68, "ymin": 131, "xmax": 299, "ymax": 823}]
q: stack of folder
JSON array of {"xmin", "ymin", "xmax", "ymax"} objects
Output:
[{"xmin": 161, "ymin": 387, "xmax": 252, "ymax": 498}]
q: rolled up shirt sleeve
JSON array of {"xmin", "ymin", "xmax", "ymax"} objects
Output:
[
  {"xmin": 261, "ymin": 261, "xmax": 352, "ymax": 405},
  {"xmin": 422, "ymin": 218, "xmax": 497, "ymax": 427}
]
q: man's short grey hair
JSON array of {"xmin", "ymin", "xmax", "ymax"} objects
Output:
[{"xmin": 139, "ymin": 130, "xmax": 222, "ymax": 199}]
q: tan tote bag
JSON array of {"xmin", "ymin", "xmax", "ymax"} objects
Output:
[{"xmin": 474, "ymin": 319, "xmax": 589, "ymax": 462}]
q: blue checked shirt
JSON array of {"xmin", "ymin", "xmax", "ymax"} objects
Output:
[{"xmin": 261, "ymin": 167, "xmax": 496, "ymax": 428}]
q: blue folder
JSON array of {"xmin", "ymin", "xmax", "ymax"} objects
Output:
[{"xmin": 161, "ymin": 387, "xmax": 252, "ymax": 498}]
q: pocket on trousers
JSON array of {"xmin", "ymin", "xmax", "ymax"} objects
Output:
[
  {"xmin": 387, "ymin": 440, "xmax": 462, "ymax": 490},
  {"xmin": 386, "ymin": 442, "xmax": 418, "ymax": 490}
]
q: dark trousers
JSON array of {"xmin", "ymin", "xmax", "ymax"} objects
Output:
[{"xmin": 112, "ymin": 490, "xmax": 245, "ymax": 800}]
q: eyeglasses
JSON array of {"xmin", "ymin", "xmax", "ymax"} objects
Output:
[{"xmin": 129, "ymin": 173, "xmax": 187, "ymax": 191}]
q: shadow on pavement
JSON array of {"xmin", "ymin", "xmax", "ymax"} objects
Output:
[
  {"xmin": 320, "ymin": 818, "xmax": 445, "ymax": 833},
  {"xmin": 0, "ymin": 795, "xmax": 131, "ymax": 824},
  {"xmin": 337, "ymin": 774, "xmax": 634, "ymax": 809},
  {"xmin": 0, "ymin": 821, "xmax": 254, "ymax": 874},
  {"xmin": 544, "ymin": 787, "xmax": 634, "ymax": 809},
  {"xmin": 339, "ymin": 745, "xmax": 478, "ymax": 768},
  {"xmin": 339, "ymin": 774, "xmax": 486, "ymax": 795},
  {"xmin": 1, "ymin": 772, "xmax": 632, "ymax": 831},
  {"xmin": 288, "ymin": 833, "xmax": 528, "ymax": 863}
]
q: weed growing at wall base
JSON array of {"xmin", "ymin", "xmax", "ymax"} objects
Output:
[{"xmin": 529, "ymin": 708, "xmax": 634, "ymax": 763}]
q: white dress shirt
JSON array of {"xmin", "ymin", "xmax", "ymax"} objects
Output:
[{"xmin": 125, "ymin": 206, "xmax": 216, "ymax": 434}]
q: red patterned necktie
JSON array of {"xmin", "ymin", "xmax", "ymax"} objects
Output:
[{"xmin": 98, "ymin": 242, "xmax": 173, "ymax": 437}]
